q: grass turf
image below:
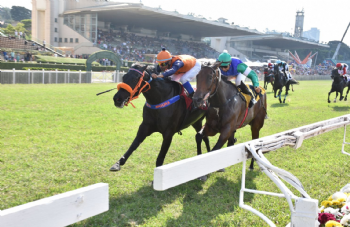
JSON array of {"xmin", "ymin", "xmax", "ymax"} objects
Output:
[{"xmin": 1, "ymin": 80, "xmax": 350, "ymax": 226}]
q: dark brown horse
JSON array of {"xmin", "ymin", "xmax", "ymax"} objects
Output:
[
  {"xmin": 109, "ymin": 64, "xmax": 211, "ymax": 172},
  {"xmin": 328, "ymin": 68, "xmax": 348, "ymax": 103},
  {"xmin": 193, "ymin": 62, "xmax": 267, "ymax": 170}
]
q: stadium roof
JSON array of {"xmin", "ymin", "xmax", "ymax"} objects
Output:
[
  {"xmin": 63, "ymin": 2, "xmax": 263, "ymax": 37},
  {"xmin": 63, "ymin": 2, "xmax": 328, "ymax": 49},
  {"xmin": 229, "ymin": 35, "xmax": 329, "ymax": 49}
]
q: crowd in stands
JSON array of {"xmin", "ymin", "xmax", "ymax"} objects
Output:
[{"xmin": 95, "ymin": 29, "xmax": 220, "ymax": 62}]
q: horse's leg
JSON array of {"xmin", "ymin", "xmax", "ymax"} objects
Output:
[
  {"xmin": 345, "ymin": 87, "xmax": 350, "ymax": 101},
  {"xmin": 156, "ymin": 131, "xmax": 174, "ymax": 167},
  {"xmin": 110, "ymin": 123, "xmax": 154, "ymax": 171},
  {"xmin": 227, "ymin": 131, "xmax": 237, "ymax": 147},
  {"xmin": 334, "ymin": 92, "xmax": 338, "ymax": 102},
  {"xmin": 283, "ymin": 83, "xmax": 290, "ymax": 103},
  {"xmin": 211, "ymin": 126, "xmax": 234, "ymax": 151},
  {"xmin": 278, "ymin": 89, "xmax": 282, "ymax": 103},
  {"xmin": 248, "ymin": 108, "xmax": 266, "ymax": 170},
  {"xmin": 328, "ymin": 89, "xmax": 334, "ymax": 103},
  {"xmin": 274, "ymin": 88, "xmax": 277, "ymax": 98},
  {"xmin": 340, "ymin": 89, "xmax": 345, "ymax": 101},
  {"xmin": 291, "ymin": 84, "xmax": 294, "ymax": 92},
  {"xmin": 193, "ymin": 122, "xmax": 210, "ymax": 155}
]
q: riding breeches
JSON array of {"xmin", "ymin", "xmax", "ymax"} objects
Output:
[
  {"xmin": 179, "ymin": 61, "xmax": 201, "ymax": 83},
  {"xmin": 235, "ymin": 73, "xmax": 246, "ymax": 86}
]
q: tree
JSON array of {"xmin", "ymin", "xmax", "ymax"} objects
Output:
[
  {"xmin": 10, "ymin": 6, "xmax": 31, "ymax": 22},
  {"xmin": 21, "ymin": 19, "xmax": 31, "ymax": 29},
  {"xmin": 3, "ymin": 24, "xmax": 15, "ymax": 35},
  {"xmin": 0, "ymin": 6, "xmax": 12, "ymax": 21}
]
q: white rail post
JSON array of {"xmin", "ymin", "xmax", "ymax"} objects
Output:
[
  {"xmin": 42, "ymin": 69, "xmax": 44, "ymax": 84},
  {"xmin": 68, "ymin": 69, "xmax": 70, "ymax": 84},
  {"xmin": 114, "ymin": 70, "xmax": 117, "ymax": 83},
  {"xmin": 28, "ymin": 69, "xmax": 30, "ymax": 84},
  {"xmin": 79, "ymin": 70, "xmax": 81, "ymax": 84},
  {"xmin": 56, "ymin": 69, "xmax": 58, "ymax": 84},
  {"xmin": 342, "ymin": 125, "xmax": 350, "ymax": 156},
  {"xmin": 49, "ymin": 71, "xmax": 51, "ymax": 84},
  {"xmin": 64, "ymin": 72, "xmax": 66, "ymax": 84},
  {"xmin": 13, "ymin": 68, "xmax": 15, "ymax": 84}
]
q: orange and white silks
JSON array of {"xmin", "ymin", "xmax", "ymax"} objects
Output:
[
  {"xmin": 171, "ymin": 55, "xmax": 196, "ymax": 75},
  {"xmin": 117, "ymin": 71, "xmax": 151, "ymax": 108}
]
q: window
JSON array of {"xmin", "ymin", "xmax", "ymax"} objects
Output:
[
  {"xmin": 54, "ymin": 37, "xmax": 57, "ymax": 42},
  {"xmin": 55, "ymin": 28, "xmax": 57, "ymax": 32},
  {"xmin": 55, "ymin": 18, "xmax": 57, "ymax": 23},
  {"xmin": 59, "ymin": 38, "xmax": 62, "ymax": 43},
  {"xmin": 75, "ymin": 38, "xmax": 79, "ymax": 43},
  {"xmin": 64, "ymin": 38, "xmax": 68, "ymax": 43},
  {"xmin": 70, "ymin": 38, "xmax": 73, "ymax": 43}
]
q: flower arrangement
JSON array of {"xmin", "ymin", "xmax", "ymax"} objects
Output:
[{"xmin": 318, "ymin": 184, "xmax": 350, "ymax": 227}]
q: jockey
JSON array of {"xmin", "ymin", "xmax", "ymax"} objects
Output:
[
  {"xmin": 336, "ymin": 63, "xmax": 348, "ymax": 82},
  {"xmin": 217, "ymin": 50, "xmax": 260, "ymax": 107},
  {"xmin": 276, "ymin": 60, "xmax": 292, "ymax": 80},
  {"xmin": 151, "ymin": 48, "xmax": 201, "ymax": 97}
]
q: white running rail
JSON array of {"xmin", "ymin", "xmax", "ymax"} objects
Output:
[{"xmin": 153, "ymin": 114, "xmax": 350, "ymax": 227}]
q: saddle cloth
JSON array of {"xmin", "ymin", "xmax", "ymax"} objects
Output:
[{"xmin": 238, "ymin": 85, "xmax": 266, "ymax": 108}]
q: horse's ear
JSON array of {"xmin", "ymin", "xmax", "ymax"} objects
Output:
[
  {"xmin": 213, "ymin": 61, "xmax": 222, "ymax": 69},
  {"xmin": 141, "ymin": 65, "xmax": 148, "ymax": 72}
]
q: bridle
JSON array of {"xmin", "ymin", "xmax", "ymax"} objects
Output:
[
  {"xmin": 116, "ymin": 68, "xmax": 152, "ymax": 108},
  {"xmin": 200, "ymin": 66, "xmax": 222, "ymax": 102}
]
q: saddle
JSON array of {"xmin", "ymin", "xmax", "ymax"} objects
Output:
[{"xmin": 237, "ymin": 84, "xmax": 266, "ymax": 109}]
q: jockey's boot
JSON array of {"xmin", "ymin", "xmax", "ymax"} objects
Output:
[
  {"xmin": 183, "ymin": 81, "xmax": 194, "ymax": 99},
  {"xmin": 238, "ymin": 81, "xmax": 257, "ymax": 108}
]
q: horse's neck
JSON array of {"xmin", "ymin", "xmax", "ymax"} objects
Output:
[
  {"xmin": 143, "ymin": 80, "xmax": 178, "ymax": 104},
  {"xmin": 209, "ymin": 81, "xmax": 237, "ymax": 105}
]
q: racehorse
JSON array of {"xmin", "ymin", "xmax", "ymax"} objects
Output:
[
  {"xmin": 193, "ymin": 61, "xmax": 267, "ymax": 170},
  {"xmin": 328, "ymin": 68, "xmax": 348, "ymax": 103},
  {"xmin": 272, "ymin": 65, "xmax": 299, "ymax": 103},
  {"xmin": 264, "ymin": 71, "xmax": 275, "ymax": 91},
  {"xmin": 109, "ymin": 63, "xmax": 210, "ymax": 171}
]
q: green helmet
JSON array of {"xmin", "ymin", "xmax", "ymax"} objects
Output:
[{"xmin": 218, "ymin": 51, "xmax": 232, "ymax": 66}]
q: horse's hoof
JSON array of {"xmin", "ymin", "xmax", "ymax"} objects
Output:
[
  {"xmin": 340, "ymin": 97, "xmax": 344, "ymax": 101},
  {"xmin": 249, "ymin": 167, "xmax": 254, "ymax": 171},
  {"xmin": 110, "ymin": 162, "xmax": 121, "ymax": 171},
  {"xmin": 283, "ymin": 99, "xmax": 286, "ymax": 103},
  {"xmin": 279, "ymin": 100, "xmax": 282, "ymax": 103},
  {"xmin": 328, "ymin": 100, "xmax": 331, "ymax": 103},
  {"xmin": 217, "ymin": 168, "xmax": 225, "ymax": 172},
  {"xmin": 345, "ymin": 98, "xmax": 348, "ymax": 101},
  {"xmin": 198, "ymin": 175, "xmax": 208, "ymax": 181}
]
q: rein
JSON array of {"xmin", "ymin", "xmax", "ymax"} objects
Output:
[
  {"xmin": 201, "ymin": 66, "xmax": 221, "ymax": 102},
  {"xmin": 116, "ymin": 68, "xmax": 152, "ymax": 108}
]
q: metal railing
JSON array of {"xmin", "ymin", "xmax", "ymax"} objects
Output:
[
  {"xmin": 0, "ymin": 69, "xmax": 126, "ymax": 84},
  {"xmin": 30, "ymin": 37, "xmax": 64, "ymax": 56}
]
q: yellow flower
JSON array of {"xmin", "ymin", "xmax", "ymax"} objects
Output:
[
  {"xmin": 325, "ymin": 220, "xmax": 342, "ymax": 227},
  {"xmin": 332, "ymin": 201, "xmax": 340, "ymax": 206},
  {"xmin": 338, "ymin": 198, "xmax": 346, "ymax": 203},
  {"xmin": 322, "ymin": 201, "xmax": 331, "ymax": 207},
  {"xmin": 329, "ymin": 196, "xmax": 333, "ymax": 201}
]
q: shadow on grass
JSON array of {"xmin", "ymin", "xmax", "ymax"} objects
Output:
[
  {"xmin": 75, "ymin": 170, "xmax": 259, "ymax": 227},
  {"xmin": 270, "ymin": 103, "xmax": 290, "ymax": 108},
  {"xmin": 331, "ymin": 106, "xmax": 350, "ymax": 112}
]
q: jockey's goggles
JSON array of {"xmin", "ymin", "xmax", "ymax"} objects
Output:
[
  {"xmin": 158, "ymin": 62, "xmax": 169, "ymax": 67},
  {"xmin": 220, "ymin": 64, "xmax": 230, "ymax": 69}
]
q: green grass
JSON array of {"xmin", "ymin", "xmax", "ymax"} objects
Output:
[
  {"xmin": 1, "ymin": 81, "xmax": 350, "ymax": 227},
  {"xmin": 34, "ymin": 55, "xmax": 100, "ymax": 66}
]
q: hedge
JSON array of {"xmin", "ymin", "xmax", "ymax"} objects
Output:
[{"xmin": 0, "ymin": 62, "xmax": 129, "ymax": 72}]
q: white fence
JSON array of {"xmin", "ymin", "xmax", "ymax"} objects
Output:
[
  {"xmin": 0, "ymin": 69, "xmax": 127, "ymax": 84},
  {"xmin": 154, "ymin": 114, "xmax": 350, "ymax": 227},
  {"xmin": 0, "ymin": 183, "xmax": 109, "ymax": 227}
]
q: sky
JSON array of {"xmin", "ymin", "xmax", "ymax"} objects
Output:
[{"xmin": 2, "ymin": 0, "xmax": 350, "ymax": 45}]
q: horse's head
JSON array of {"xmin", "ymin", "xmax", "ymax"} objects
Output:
[
  {"xmin": 193, "ymin": 61, "xmax": 222, "ymax": 108},
  {"xmin": 113, "ymin": 63, "xmax": 153, "ymax": 108}
]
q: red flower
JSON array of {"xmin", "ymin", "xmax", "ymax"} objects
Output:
[{"xmin": 318, "ymin": 213, "xmax": 336, "ymax": 225}]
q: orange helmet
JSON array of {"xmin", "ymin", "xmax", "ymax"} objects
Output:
[{"xmin": 156, "ymin": 48, "xmax": 172, "ymax": 63}]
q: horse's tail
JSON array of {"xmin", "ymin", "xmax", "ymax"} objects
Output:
[{"xmin": 289, "ymin": 79, "xmax": 299, "ymax": 85}]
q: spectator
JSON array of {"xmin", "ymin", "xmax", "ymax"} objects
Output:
[{"xmin": 43, "ymin": 40, "xmax": 46, "ymax": 49}]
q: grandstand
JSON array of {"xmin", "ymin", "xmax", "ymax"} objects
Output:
[{"xmin": 31, "ymin": 0, "xmax": 329, "ymax": 62}]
